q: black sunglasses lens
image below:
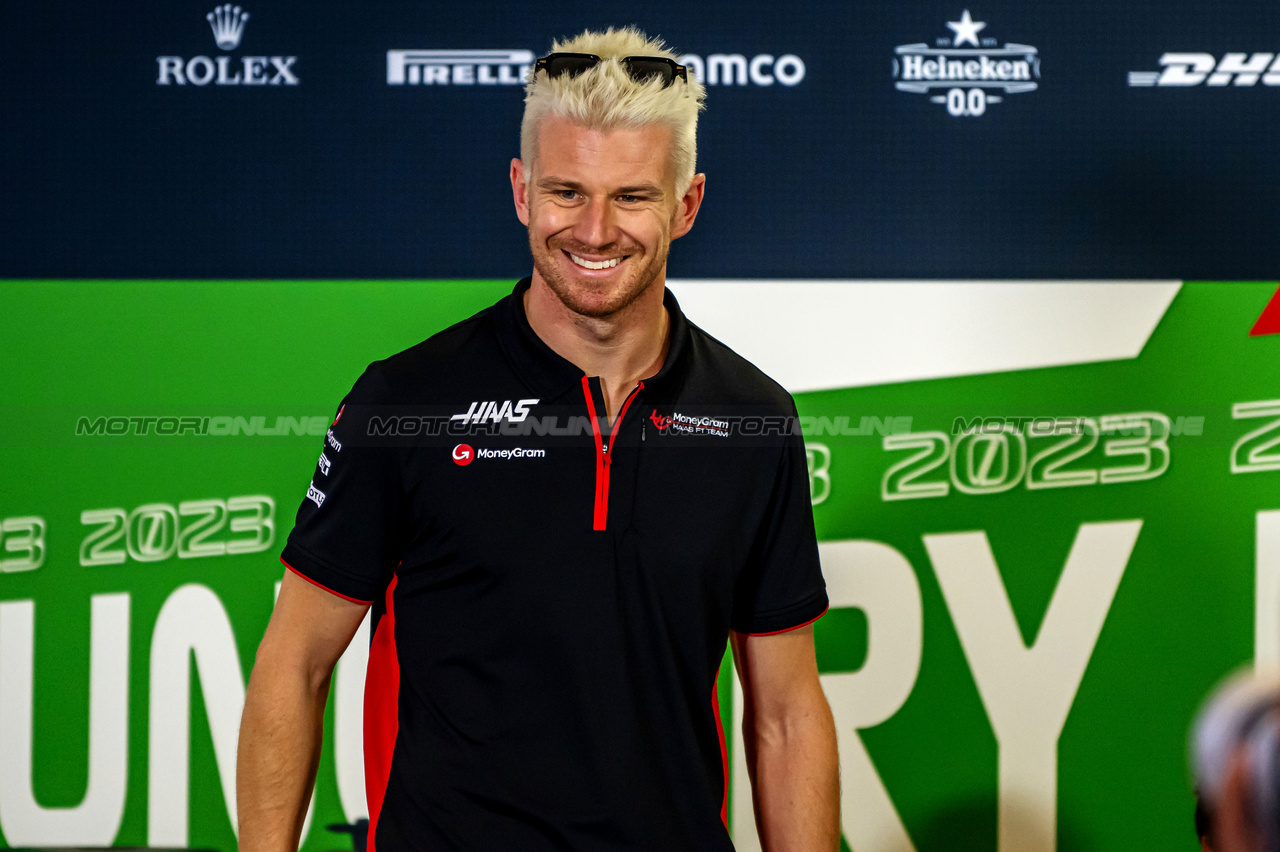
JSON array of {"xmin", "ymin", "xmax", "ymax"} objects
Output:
[
  {"xmin": 621, "ymin": 59, "xmax": 675, "ymax": 85},
  {"xmin": 540, "ymin": 54, "xmax": 681, "ymax": 86},
  {"xmin": 544, "ymin": 55, "xmax": 599, "ymax": 78}
]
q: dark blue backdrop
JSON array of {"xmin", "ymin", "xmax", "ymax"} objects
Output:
[{"xmin": 4, "ymin": 1, "xmax": 1279, "ymax": 279}]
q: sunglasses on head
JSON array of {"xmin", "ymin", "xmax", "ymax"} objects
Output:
[{"xmin": 535, "ymin": 52, "xmax": 689, "ymax": 87}]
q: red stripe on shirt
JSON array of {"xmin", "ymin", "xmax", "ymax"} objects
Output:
[
  {"xmin": 712, "ymin": 680, "xmax": 729, "ymax": 829},
  {"xmin": 364, "ymin": 574, "xmax": 400, "ymax": 852}
]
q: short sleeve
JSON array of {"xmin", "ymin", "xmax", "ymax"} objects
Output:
[
  {"xmin": 730, "ymin": 410, "xmax": 829, "ymax": 635},
  {"xmin": 280, "ymin": 363, "xmax": 403, "ymax": 604}
]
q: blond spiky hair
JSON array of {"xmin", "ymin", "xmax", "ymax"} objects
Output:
[{"xmin": 521, "ymin": 26, "xmax": 707, "ymax": 194}]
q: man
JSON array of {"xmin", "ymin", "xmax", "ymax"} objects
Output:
[
  {"xmin": 237, "ymin": 26, "xmax": 839, "ymax": 852},
  {"xmin": 1192, "ymin": 670, "xmax": 1280, "ymax": 852}
]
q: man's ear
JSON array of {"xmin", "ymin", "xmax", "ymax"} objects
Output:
[
  {"xmin": 511, "ymin": 158, "xmax": 530, "ymax": 226},
  {"xmin": 670, "ymin": 173, "xmax": 706, "ymax": 240}
]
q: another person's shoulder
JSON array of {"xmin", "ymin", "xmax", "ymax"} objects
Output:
[{"xmin": 683, "ymin": 319, "xmax": 797, "ymax": 416}]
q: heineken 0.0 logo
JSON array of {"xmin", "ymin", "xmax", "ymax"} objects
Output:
[{"xmin": 893, "ymin": 10, "xmax": 1041, "ymax": 117}]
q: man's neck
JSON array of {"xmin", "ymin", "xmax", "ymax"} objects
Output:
[{"xmin": 524, "ymin": 272, "xmax": 670, "ymax": 421}]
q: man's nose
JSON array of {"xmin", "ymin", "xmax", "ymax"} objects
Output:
[{"xmin": 572, "ymin": 197, "xmax": 616, "ymax": 248}]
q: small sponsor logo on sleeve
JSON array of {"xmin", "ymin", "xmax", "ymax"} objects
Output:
[
  {"xmin": 305, "ymin": 480, "xmax": 326, "ymax": 507},
  {"xmin": 318, "ymin": 452, "xmax": 331, "ymax": 476}
]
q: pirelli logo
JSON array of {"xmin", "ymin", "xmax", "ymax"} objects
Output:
[{"xmin": 387, "ymin": 50, "xmax": 534, "ymax": 86}]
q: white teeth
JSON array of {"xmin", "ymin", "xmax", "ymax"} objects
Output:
[{"xmin": 570, "ymin": 254, "xmax": 621, "ymax": 270}]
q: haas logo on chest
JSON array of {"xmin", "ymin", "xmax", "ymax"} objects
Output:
[{"xmin": 450, "ymin": 399, "xmax": 539, "ymax": 425}]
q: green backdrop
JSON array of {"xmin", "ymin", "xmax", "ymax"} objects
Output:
[{"xmin": 1, "ymin": 281, "xmax": 1277, "ymax": 852}]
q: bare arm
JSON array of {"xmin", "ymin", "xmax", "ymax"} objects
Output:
[
  {"xmin": 731, "ymin": 625, "xmax": 840, "ymax": 851},
  {"xmin": 237, "ymin": 570, "xmax": 369, "ymax": 852}
]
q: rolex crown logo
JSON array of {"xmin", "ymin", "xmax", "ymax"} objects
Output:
[{"xmin": 206, "ymin": 4, "xmax": 249, "ymax": 51}]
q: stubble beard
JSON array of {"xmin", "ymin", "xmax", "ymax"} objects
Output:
[{"xmin": 529, "ymin": 230, "xmax": 670, "ymax": 320}]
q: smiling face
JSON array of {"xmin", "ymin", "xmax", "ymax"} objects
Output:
[{"xmin": 512, "ymin": 115, "xmax": 703, "ymax": 320}]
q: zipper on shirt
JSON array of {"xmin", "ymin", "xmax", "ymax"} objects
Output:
[{"xmin": 581, "ymin": 376, "xmax": 644, "ymax": 531}]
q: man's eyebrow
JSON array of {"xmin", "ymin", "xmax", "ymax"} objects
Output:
[
  {"xmin": 534, "ymin": 178, "xmax": 664, "ymax": 196},
  {"xmin": 615, "ymin": 183, "xmax": 664, "ymax": 196},
  {"xmin": 536, "ymin": 177, "xmax": 583, "ymax": 191}
]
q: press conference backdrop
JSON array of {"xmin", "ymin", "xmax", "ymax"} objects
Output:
[
  {"xmin": 8, "ymin": 0, "xmax": 1280, "ymax": 279},
  {"xmin": 2, "ymin": 2, "xmax": 1280, "ymax": 852}
]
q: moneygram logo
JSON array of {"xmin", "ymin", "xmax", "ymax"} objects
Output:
[
  {"xmin": 893, "ymin": 10, "xmax": 1040, "ymax": 116},
  {"xmin": 452, "ymin": 444, "xmax": 545, "ymax": 464},
  {"xmin": 475, "ymin": 447, "xmax": 547, "ymax": 460},
  {"xmin": 157, "ymin": 4, "xmax": 299, "ymax": 87},
  {"xmin": 387, "ymin": 49, "xmax": 804, "ymax": 88},
  {"xmin": 648, "ymin": 410, "xmax": 731, "ymax": 437},
  {"xmin": 1129, "ymin": 53, "xmax": 1280, "ymax": 88}
]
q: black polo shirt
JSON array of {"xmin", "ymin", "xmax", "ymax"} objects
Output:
[{"xmin": 281, "ymin": 278, "xmax": 827, "ymax": 852}]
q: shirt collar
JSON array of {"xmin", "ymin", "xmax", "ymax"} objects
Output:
[{"xmin": 493, "ymin": 277, "xmax": 691, "ymax": 400}]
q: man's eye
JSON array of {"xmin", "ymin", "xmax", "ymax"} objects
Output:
[{"xmin": 558, "ymin": 190, "xmax": 579, "ymax": 200}]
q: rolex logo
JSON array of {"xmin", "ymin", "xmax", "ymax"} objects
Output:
[
  {"xmin": 156, "ymin": 5, "xmax": 298, "ymax": 86},
  {"xmin": 206, "ymin": 4, "xmax": 249, "ymax": 51}
]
